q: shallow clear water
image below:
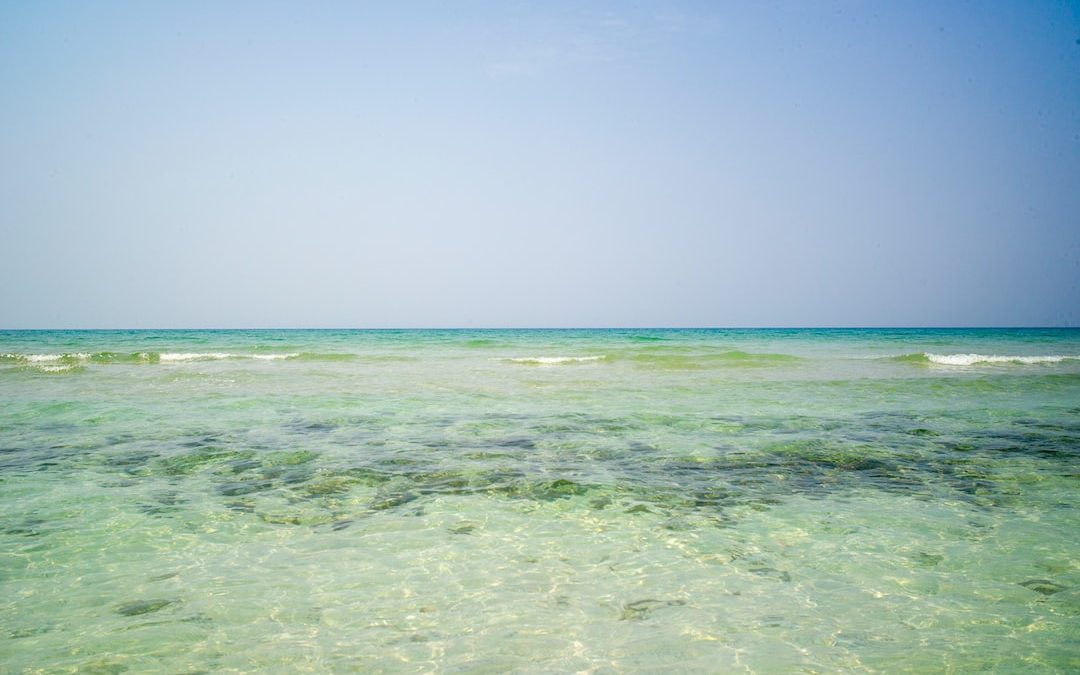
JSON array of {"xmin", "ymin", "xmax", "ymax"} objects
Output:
[{"xmin": 2, "ymin": 328, "xmax": 1079, "ymax": 672}]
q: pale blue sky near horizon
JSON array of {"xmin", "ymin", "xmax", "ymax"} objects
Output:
[{"xmin": 2, "ymin": 1, "xmax": 1078, "ymax": 328}]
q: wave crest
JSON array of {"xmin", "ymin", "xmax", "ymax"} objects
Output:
[
  {"xmin": 895, "ymin": 353, "xmax": 1080, "ymax": 366},
  {"xmin": 1, "ymin": 351, "xmax": 304, "ymax": 365},
  {"xmin": 499, "ymin": 356, "xmax": 607, "ymax": 365}
]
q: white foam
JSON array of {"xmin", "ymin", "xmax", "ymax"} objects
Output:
[
  {"xmin": 160, "ymin": 352, "xmax": 299, "ymax": 362},
  {"xmin": 924, "ymin": 353, "xmax": 1079, "ymax": 366},
  {"xmin": 158, "ymin": 352, "xmax": 236, "ymax": 362},
  {"xmin": 9, "ymin": 353, "xmax": 91, "ymax": 363},
  {"xmin": 500, "ymin": 356, "xmax": 607, "ymax": 365},
  {"xmin": 24, "ymin": 354, "xmax": 60, "ymax": 362},
  {"xmin": 35, "ymin": 364, "xmax": 78, "ymax": 372},
  {"xmin": 2, "ymin": 351, "xmax": 301, "ymax": 366}
]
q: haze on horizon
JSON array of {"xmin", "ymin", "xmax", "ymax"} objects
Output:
[{"xmin": 2, "ymin": 1, "xmax": 1078, "ymax": 329}]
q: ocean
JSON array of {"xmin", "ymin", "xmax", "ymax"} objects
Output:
[{"xmin": 1, "ymin": 328, "xmax": 1078, "ymax": 672}]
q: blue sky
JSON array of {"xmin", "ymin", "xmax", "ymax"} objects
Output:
[{"xmin": 2, "ymin": 1, "xmax": 1078, "ymax": 327}]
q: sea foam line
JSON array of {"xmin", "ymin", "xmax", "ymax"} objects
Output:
[
  {"xmin": 923, "ymin": 353, "xmax": 1080, "ymax": 366},
  {"xmin": 35, "ymin": 364, "xmax": 79, "ymax": 372},
  {"xmin": 156, "ymin": 352, "xmax": 303, "ymax": 362},
  {"xmin": 1, "ymin": 352, "xmax": 302, "ymax": 364},
  {"xmin": 158, "ymin": 352, "xmax": 236, "ymax": 362},
  {"xmin": 1, "ymin": 352, "xmax": 91, "ymax": 363},
  {"xmin": 499, "ymin": 356, "xmax": 607, "ymax": 365}
]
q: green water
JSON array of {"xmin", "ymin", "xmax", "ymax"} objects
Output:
[{"xmin": 2, "ymin": 329, "xmax": 1079, "ymax": 672}]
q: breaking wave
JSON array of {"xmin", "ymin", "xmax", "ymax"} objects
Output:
[
  {"xmin": 159, "ymin": 352, "xmax": 240, "ymax": 362},
  {"xmin": 894, "ymin": 353, "xmax": 1080, "ymax": 366},
  {"xmin": 499, "ymin": 356, "xmax": 608, "ymax": 365},
  {"xmin": 1, "ymin": 351, "xmax": 308, "ymax": 366}
]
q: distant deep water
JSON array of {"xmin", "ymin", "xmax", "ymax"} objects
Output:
[{"xmin": 2, "ymin": 328, "xmax": 1079, "ymax": 672}]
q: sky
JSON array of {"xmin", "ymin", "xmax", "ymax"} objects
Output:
[{"xmin": 1, "ymin": 1, "xmax": 1079, "ymax": 328}]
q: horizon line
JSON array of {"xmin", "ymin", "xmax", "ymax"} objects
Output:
[{"xmin": 1, "ymin": 326, "xmax": 1077, "ymax": 331}]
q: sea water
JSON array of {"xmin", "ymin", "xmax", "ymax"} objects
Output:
[{"xmin": 1, "ymin": 328, "xmax": 1078, "ymax": 672}]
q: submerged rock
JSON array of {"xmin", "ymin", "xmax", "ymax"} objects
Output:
[
  {"xmin": 107, "ymin": 452, "xmax": 157, "ymax": 473},
  {"xmin": 292, "ymin": 421, "xmax": 336, "ymax": 433},
  {"xmin": 217, "ymin": 480, "xmax": 273, "ymax": 497},
  {"xmin": 257, "ymin": 510, "xmax": 334, "ymax": 526},
  {"xmin": 298, "ymin": 476, "xmax": 360, "ymax": 497},
  {"xmin": 1020, "ymin": 579, "xmax": 1067, "ymax": 596},
  {"xmin": 749, "ymin": 566, "xmax": 792, "ymax": 582},
  {"xmin": 148, "ymin": 571, "xmax": 180, "ymax": 582},
  {"xmin": 78, "ymin": 660, "xmax": 128, "ymax": 674},
  {"xmin": 4, "ymin": 518, "xmax": 45, "ymax": 536},
  {"xmin": 221, "ymin": 458, "xmax": 261, "ymax": 474},
  {"xmin": 9, "ymin": 624, "xmax": 54, "ymax": 638},
  {"xmin": 370, "ymin": 490, "xmax": 418, "ymax": 510},
  {"xmin": 537, "ymin": 478, "xmax": 589, "ymax": 500},
  {"xmin": 263, "ymin": 449, "xmax": 319, "ymax": 466},
  {"xmin": 620, "ymin": 598, "xmax": 686, "ymax": 621},
  {"xmin": 500, "ymin": 437, "xmax": 536, "ymax": 450},
  {"xmin": 908, "ymin": 428, "xmax": 939, "ymax": 437},
  {"xmin": 115, "ymin": 599, "xmax": 175, "ymax": 617},
  {"xmin": 589, "ymin": 496, "xmax": 612, "ymax": 509},
  {"xmin": 159, "ymin": 448, "xmax": 255, "ymax": 476},
  {"xmin": 911, "ymin": 552, "xmax": 945, "ymax": 568}
]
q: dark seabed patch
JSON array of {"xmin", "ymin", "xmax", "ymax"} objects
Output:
[{"xmin": 115, "ymin": 599, "xmax": 177, "ymax": 617}]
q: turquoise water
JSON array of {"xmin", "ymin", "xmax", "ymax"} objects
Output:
[{"xmin": 2, "ymin": 328, "xmax": 1079, "ymax": 672}]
